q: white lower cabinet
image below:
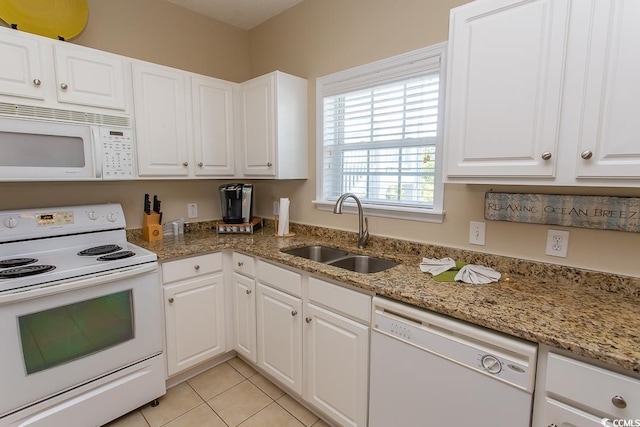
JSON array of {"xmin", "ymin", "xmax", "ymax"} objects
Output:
[
  {"xmin": 162, "ymin": 253, "xmax": 226, "ymax": 377},
  {"xmin": 231, "ymin": 252, "xmax": 257, "ymax": 363},
  {"xmin": 532, "ymin": 345, "xmax": 640, "ymax": 427},
  {"xmin": 256, "ymin": 282, "xmax": 303, "ymax": 394}
]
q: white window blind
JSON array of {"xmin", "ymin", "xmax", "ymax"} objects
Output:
[{"xmin": 319, "ymin": 50, "xmax": 443, "ymax": 213}]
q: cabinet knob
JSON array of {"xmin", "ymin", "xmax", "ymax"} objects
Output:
[
  {"xmin": 547, "ymin": 424, "xmax": 558, "ymax": 427},
  {"xmin": 267, "ymin": 162, "xmax": 273, "ymax": 167},
  {"xmin": 198, "ymin": 162, "xmax": 203, "ymax": 167},
  {"xmin": 245, "ymin": 289, "xmax": 252, "ymax": 295},
  {"xmin": 168, "ymin": 297, "xmax": 174, "ymax": 303},
  {"xmin": 237, "ymin": 261, "xmax": 244, "ymax": 267},
  {"xmin": 33, "ymin": 78, "xmax": 41, "ymax": 86},
  {"xmin": 183, "ymin": 161, "xmax": 189, "ymax": 167},
  {"xmin": 60, "ymin": 82, "xmax": 68, "ymax": 90},
  {"xmin": 612, "ymin": 395, "xmax": 627, "ymax": 409},
  {"xmin": 291, "ymin": 310, "xmax": 298, "ymax": 317},
  {"xmin": 581, "ymin": 150, "xmax": 593, "ymax": 160},
  {"xmin": 194, "ymin": 264, "xmax": 200, "ymax": 271},
  {"xmin": 305, "ymin": 317, "xmax": 312, "ymax": 323},
  {"xmin": 541, "ymin": 151, "xmax": 552, "ymax": 160}
]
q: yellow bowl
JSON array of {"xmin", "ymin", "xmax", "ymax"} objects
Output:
[{"xmin": 0, "ymin": 0, "xmax": 89, "ymax": 40}]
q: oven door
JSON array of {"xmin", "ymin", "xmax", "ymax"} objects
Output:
[{"xmin": 0, "ymin": 263, "xmax": 162, "ymax": 417}]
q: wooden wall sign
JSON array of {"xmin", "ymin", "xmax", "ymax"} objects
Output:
[{"xmin": 484, "ymin": 192, "xmax": 640, "ymax": 232}]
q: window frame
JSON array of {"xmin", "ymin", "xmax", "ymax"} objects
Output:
[{"xmin": 314, "ymin": 43, "xmax": 447, "ymax": 223}]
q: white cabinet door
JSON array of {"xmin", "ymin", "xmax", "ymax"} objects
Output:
[
  {"xmin": 574, "ymin": 0, "xmax": 640, "ymax": 180},
  {"xmin": 305, "ymin": 303, "xmax": 369, "ymax": 427},
  {"xmin": 0, "ymin": 31, "xmax": 44, "ymax": 100},
  {"xmin": 445, "ymin": 0, "xmax": 570, "ymax": 178},
  {"xmin": 232, "ymin": 272, "xmax": 256, "ymax": 363},
  {"xmin": 53, "ymin": 44, "xmax": 128, "ymax": 111},
  {"xmin": 133, "ymin": 61, "xmax": 190, "ymax": 177},
  {"xmin": 240, "ymin": 73, "xmax": 276, "ymax": 177},
  {"xmin": 542, "ymin": 398, "xmax": 607, "ymax": 427},
  {"xmin": 164, "ymin": 273, "xmax": 226, "ymax": 376},
  {"xmin": 191, "ymin": 76, "xmax": 235, "ymax": 177},
  {"xmin": 256, "ymin": 282, "xmax": 302, "ymax": 394}
]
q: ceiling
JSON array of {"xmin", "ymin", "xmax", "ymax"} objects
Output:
[{"xmin": 165, "ymin": 0, "xmax": 305, "ymax": 30}]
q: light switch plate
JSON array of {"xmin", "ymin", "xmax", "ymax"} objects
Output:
[{"xmin": 469, "ymin": 221, "xmax": 486, "ymax": 245}]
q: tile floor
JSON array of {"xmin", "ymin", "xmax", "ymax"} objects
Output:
[{"xmin": 104, "ymin": 357, "xmax": 331, "ymax": 427}]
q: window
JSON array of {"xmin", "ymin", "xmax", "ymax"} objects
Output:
[{"xmin": 315, "ymin": 43, "xmax": 446, "ymax": 222}]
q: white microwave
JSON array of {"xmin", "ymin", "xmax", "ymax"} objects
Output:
[{"xmin": 0, "ymin": 117, "xmax": 135, "ymax": 181}]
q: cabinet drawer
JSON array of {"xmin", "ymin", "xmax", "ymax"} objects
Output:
[
  {"xmin": 232, "ymin": 252, "xmax": 255, "ymax": 277},
  {"xmin": 308, "ymin": 277, "xmax": 371, "ymax": 323},
  {"xmin": 257, "ymin": 260, "xmax": 301, "ymax": 297},
  {"xmin": 546, "ymin": 353, "xmax": 640, "ymax": 419},
  {"xmin": 543, "ymin": 397, "xmax": 606, "ymax": 427},
  {"xmin": 162, "ymin": 253, "xmax": 222, "ymax": 284}
]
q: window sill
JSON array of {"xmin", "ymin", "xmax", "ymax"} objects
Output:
[{"xmin": 313, "ymin": 200, "xmax": 445, "ymax": 223}]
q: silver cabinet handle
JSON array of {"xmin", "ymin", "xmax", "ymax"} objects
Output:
[
  {"xmin": 305, "ymin": 317, "xmax": 312, "ymax": 323},
  {"xmin": 33, "ymin": 79, "xmax": 41, "ymax": 86},
  {"xmin": 168, "ymin": 297, "xmax": 174, "ymax": 303},
  {"xmin": 183, "ymin": 162, "xmax": 189, "ymax": 167},
  {"xmin": 541, "ymin": 151, "xmax": 552, "ymax": 160},
  {"xmin": 60, "ymin": 83, "xmax": 68, "ymax": 90},
  {"xmin": 581, "ymin": 150, "xmax": 593, "ymax": 160},
  {"xmin": 291, "ymin": 310, "xmax": 298, "ymax": 317},
  {"xmin": 245, "ymin": 289, "xmax": 252, "ymax": 295},
  {"xmin": 194, "ymin": 264, "xmax": 200, "ymax": 271},
  {"xmin": 198, "ymin": 162, "xmax": 203, "ymax": 167},
  {"xmin": 267, "ymin": 162, "xmax": 273, "ymax": 167},
  {"xmin": 237, "ymin": 261, "xmax": 244, "ymax": 267},
  {"xmin": 612, "ymin": 395, "xmax": 627, "ymax": 409}
]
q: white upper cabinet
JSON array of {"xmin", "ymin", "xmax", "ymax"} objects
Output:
[
  {"xmin": 133, "ymin": 61, "xmax": 237, "ymax": 178},
  {"xmin": 191, "ymin": 75, "xmax": 236, "ymax": 177},
  {"xmin": 0, "ymin": 26, "xmax": 131, "ymax": 115},
  {"xmin": 239, "ymin": 71, "xmax": 308, "ymax": 179},
  {"xmin": 53, "ymin": 44, "xmax": 128, "ymax": 111},
  {"xmin": 0, "ymin": 30, "xmax": 44, "ymax": 100},
  {"xmin": 445, "ymin": 0, "xmax": 570, "ymax": 179},
  {"xmin": 572, "ymin": 0, "xmax": 640, "ymax": 180},
  {"xmin": 133, "ymin": 61, "xmax": 190, "ymax": 177},
  {"xmin": 445, "ymin": 0, "xmax": 640, "ymax": 186}
]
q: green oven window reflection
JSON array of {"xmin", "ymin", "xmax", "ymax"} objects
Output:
[{"xmin": 19, "ymin": 290, "xmax": 134, "ymax": 375}]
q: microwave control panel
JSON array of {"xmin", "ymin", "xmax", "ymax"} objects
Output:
[{"xmin": 100, "ymin": 128, "xmax": 134, "ymax": 179}]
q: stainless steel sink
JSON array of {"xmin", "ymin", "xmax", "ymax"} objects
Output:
[
  {"xmin": 281, "ymin": 245, "xmax": 397, "ymax": 273},
  {"xmin": 281, "ymin": 245, "xmax": 349, "ymax": 263},
  {"xmin": 327, "ymin": 255, "xmax": 397, "ymax": 274}
]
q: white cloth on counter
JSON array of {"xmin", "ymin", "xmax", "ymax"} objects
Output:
[
  {"xmin": 419, "ymin": 257, "xmax": 456, "ymax": 276},
  {"xmin": 454, "ymin": 264, "xmax": 501, "ymax": 285}
]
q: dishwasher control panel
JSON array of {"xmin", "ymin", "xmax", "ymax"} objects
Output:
[{"xmin": 373, "ymin": 301, "xmax": 537, "ymax": 392}]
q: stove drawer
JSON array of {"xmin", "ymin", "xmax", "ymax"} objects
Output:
[{"xmin": 162, "ymin": 253, "xmax": 222, "ymax": 284}]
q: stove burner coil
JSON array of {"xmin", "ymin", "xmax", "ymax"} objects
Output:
[
  {"xmin": 78, "ymin": 245, "xmax": 123, "ymax": 256},
  {"xmin": 0, "ymin": 265, "xmax": 56, "ymax": 279},
  {"xmin": 0, "ymin": 258, "xmax": 38, "ymax": 268},
  {"xmin": 97, "ymin": 251, "xmax": 135, "ymax": 261}
]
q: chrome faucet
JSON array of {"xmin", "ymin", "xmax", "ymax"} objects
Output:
[{"xmin": 333, "ymin": 193, "xmax": 369, "ymax": 249}]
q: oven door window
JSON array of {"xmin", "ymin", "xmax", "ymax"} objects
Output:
[{"xmin": 18, "ymin": 290, "xmax": 134, "ymax": 375}]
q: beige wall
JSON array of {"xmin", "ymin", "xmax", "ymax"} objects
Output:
[
  {"xmin": 248, "ymin": 0, "xmax": 640, "ymax": 277},
  {"xmin": 0, "ymin": 0, "xmax": 638, "ymax": 277}
]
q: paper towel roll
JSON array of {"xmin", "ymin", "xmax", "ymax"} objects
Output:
[{"xmin": 277, "ymin": 198, "xmax": 290, "ymax": 236}]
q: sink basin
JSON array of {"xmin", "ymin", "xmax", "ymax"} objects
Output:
[
  {"xmin": 281, "ymin": 245, "xmax": 349, "ymax": 263},
  {"xmin": 327, "ymin": 255, "xmax": 397, "ymax": 274}
]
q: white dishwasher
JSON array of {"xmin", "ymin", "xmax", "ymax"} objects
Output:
[{"xmin": 369, "ymin": 297, "xmax": 538, "ymax": 427}]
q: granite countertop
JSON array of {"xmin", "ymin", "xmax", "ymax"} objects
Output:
[{"xmin": 129, "ymin": 222, "xmax": 640, "ymax": 375}]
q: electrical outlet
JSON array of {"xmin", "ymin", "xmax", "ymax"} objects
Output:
[
  {"xmin": 273, "ymin": 200, "xmax": 280, "ymax": 216},
  {"xmin": 187, "ymin": 203, "xmax": 198, "ymax": 219},
  {"xmin": 469, "ymin": 221, "xmax": 486, "ymax": 245},
  {"xmin": 545, "ymin": 229, "xmax": 569, "ymax": 257}
]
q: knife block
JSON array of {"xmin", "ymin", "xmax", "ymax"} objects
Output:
[{"xmin": 142, "ymin": 213, "xmax": 163, "ymax": 242}]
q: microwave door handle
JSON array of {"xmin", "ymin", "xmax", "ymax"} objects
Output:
[{"xmin": 92, "ymin": 127, "xmax": 103, "ymax": 179}]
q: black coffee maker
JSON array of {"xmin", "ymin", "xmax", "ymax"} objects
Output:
[{"xmin": 219, "ymin": 183, "xmax": 253, "ymax": 224}]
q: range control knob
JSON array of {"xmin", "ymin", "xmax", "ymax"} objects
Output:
[
  {"xmin": 88, "ymin": 210, "xmax": 99, "ymax": 220},
  {"xmin": 481, "ymin": 355, "xmax": 502, "ymax": 374},
  {"xmin": 106, "ymin": 212, "xmax": 118, "ymax": 222},
  {"xmin": 3, "ymin": 217, "xmax": 18, "ymax": 228}
]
